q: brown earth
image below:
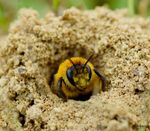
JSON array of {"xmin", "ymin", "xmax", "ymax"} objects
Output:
[{"xmin": 0, "ymin": 7, "xmax": 150, "ymax": 131}]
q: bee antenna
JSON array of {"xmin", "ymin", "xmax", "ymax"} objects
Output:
[
  {"xmin": 83, "ymin": 54, "xmax": 94, "ymax": 69},
  {"xmin": 69, "ymin": 58, "xmax": 78, "ymax": 72}
]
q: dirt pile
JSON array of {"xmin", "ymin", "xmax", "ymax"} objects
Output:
[{"xmin": 0, "ymin": 7, "xmax": 150, "ymax": 131}]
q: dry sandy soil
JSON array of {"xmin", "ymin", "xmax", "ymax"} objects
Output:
[{"xmin": 0, "ymin": 7, "xmax": 150, "ymax": 131}]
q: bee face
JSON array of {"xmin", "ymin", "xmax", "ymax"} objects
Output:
[
  {"xmin": 66, "ymin": 64, "xmax": 92, "ymax": 90},
  {"xmin": 51, "ymin": 56, "xmax": 106, "ymax": 101}
]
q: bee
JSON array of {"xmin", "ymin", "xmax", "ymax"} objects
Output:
[{"xmin": 51, "ymin": 55, "xmax": 106, "ymax": 101}]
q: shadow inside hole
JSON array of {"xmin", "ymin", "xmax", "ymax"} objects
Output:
[
  {"xmin": 71, "ymin": 91, "xmax": 92, "ymax": 101},
  {"xmin": 18, "ymin": 61, "xmax": 24, "ymax": 66},
  {"xmin": 19, "ymin": 52, "xmax": 25, "ymax": 56},
  {"xmin": 29, "ymin": 100, "xmax": 34, "ymax": 106},
  {"xmin": 29, "ymin": 119, "xmax": 35, "ymax": 126},
  {"xmin": 19, "ymin": 113, "xmax": 26, "ymax": 127},
  {"xmin": 40, "ymin": 122, "xmax": 46, "ymax": 129},
  {"xmin": 134, "ymin": 88, "xmax": 144, "ymax": 94}
]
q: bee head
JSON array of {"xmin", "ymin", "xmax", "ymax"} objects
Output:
[{"xmin": 67, "ymin": 55, "xmax": 93, "ymax": 91}]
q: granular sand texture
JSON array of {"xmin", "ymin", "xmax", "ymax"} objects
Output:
[{"xmin": 0, "ymin": 7, "xmax": 150, "ymax": 131}]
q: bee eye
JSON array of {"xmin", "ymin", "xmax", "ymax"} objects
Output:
[
  {"xmin": 66, "ymin": 66, "xmax": 76, "ymax": 86},
  {"xmin": 86, "ymin": 65, "xmax": 92, "ymax": 81}
]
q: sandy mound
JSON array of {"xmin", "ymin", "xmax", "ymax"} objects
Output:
[{"xmin": 0, "ymin": 7, "xmax": 150, "ymax": 131}]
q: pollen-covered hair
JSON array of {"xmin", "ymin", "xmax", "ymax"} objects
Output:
[
  {"xmin": 52, "ymin": 55, "xmax": 106, "ymax": 101},
  {"xmin": 55, "ymin": 56, "xmax": 94, "ymax": 87}
]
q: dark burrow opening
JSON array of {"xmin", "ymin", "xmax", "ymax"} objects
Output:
[{"xmin": 71, "ymin": 91, "xmax": 92, "ymax": 101}]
